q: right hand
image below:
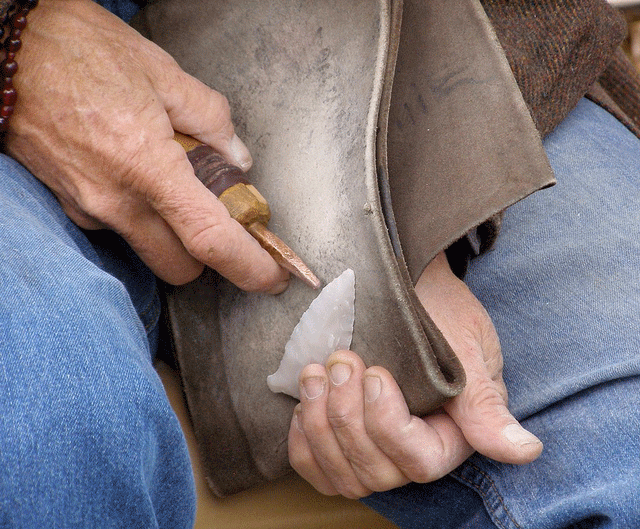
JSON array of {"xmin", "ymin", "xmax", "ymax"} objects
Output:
[
  {"xmin": 288, "ymin": 252, "xmax": 542, "ymax": 498},
  {"xmin": 6, "ymin": 0, "xmax": 289, "ymax": 291}
]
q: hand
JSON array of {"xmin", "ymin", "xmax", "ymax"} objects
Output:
[
  {"xmin": 7, "ymin": 0, "xmax": 289, "ymax": 290},
  {"xmin": 288, "ymin": 252, "xmax": 542, "ymax": 498}
]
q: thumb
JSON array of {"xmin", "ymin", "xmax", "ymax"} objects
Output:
[{"xmin": 444, "ymin": 376, "xmax": 543, "ymax": 465}]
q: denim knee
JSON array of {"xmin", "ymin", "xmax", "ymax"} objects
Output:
[{"xmin": 0, "ymin": 157, "xmax": 195, "ymax": 527}]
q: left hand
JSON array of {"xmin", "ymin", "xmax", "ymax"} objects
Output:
[{"xmin": 288, "ymin": 252, "xmax": 542, "ymax": 499}]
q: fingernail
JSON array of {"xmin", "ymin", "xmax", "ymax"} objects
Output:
[
  {"xmin": 329, "ymin": 363, "xmax": 351, "ymax": 386},
  {"xmin": 303, "ymin": 377, "xmax": 325, "ymax": 400},
  {"xmin": 229, "ymin": 134, "xmax": 252, "ymax": 170},
  {"xmin": 364, "ymin": 375, "xmax": 382, "ymax": 403},
  {"xmin": 503, "ymin": 423, "xmax": 541, "ymax": 446},
  {"xmin": 294, "ymin": 409, "xmax": 303, "ymax": 432}
]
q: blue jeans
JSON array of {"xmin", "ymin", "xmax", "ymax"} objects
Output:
[
  {"xmin": 362, "ymin": 99, "xmax": 640, "ymax": 527},
  {"xmin": 0, "ymin": 162, "xmax": 196, "ymax": 526},
  {"xmin": 94, "ymin": 0, "xmax": 141, "ymax": 22}
]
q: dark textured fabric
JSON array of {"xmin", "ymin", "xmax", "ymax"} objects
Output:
[
  {"xmin": 0, "ymin": 0, "xmax": 14, "ymax": 20},
  {"xmin": 481, "ymin": 0, "xmax": 629, "ymax": 138},
  {"xmin": 591, "ymin": 48, "xmax": 640, "ymax": 136},
  {"xmin": 466, "ymin": 1, "xmax": 639, "ymax": 266}
]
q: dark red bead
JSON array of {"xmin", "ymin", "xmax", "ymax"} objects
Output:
[
  {"xmin": 1, "ymin": 60, "xmax": 17, "ymax": 76},
  {"xmin": 5, "ymin": 37, "xmax": 21, "ymax": 53},
  {"xmin": 2, "ymin": 87, "xmax": 16, "ymax": 106},
  {"xmin": 0, "ymin": 0, "xmax": 37, "ymax": 142},
  {"xmin": 12, "ymin": 14, "xmax": 27, "ymax": 31},
  {"xmin": 0, "ymin": 105, "xmax": 13, "ymax": 118}
]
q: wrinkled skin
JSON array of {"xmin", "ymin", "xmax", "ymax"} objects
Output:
[
  {"xmin": 289, "ymin": 252, "xmax": 542, "ymax": 499},
  {"xmin": 8, "ymin": 0, "xmax": 289, "ymax": 291}
]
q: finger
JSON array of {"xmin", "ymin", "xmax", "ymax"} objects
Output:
[
  {"xmin": 114, "ymin": 205, "xmax": 205, "ymax": 284},
  {"xmin": 56, "ymin": 196, "xmax": 108, "ymax": 231},
  {"xmin": 140, "ymin": 47, "xmax": 291, "ymax": 289},
  {"xmin": 288, "ymin": 405, "xmax": 339, "ymax": 496},
  {"xmin": 132, "ymin": 138, "xmax": 289, "ymax": 290},
  {"xmin": 69, "ymin": 192, "xmax": 205, "ymax": 284},
  {"xmin": 443, "ymin": 369, "xmax": 543, "ymax": 465},
  {"xmin": 363, "ymin": 366, "xmax": 474, "ymax": 483},
  {"xmin": 324, "ymin": 351, "xmax": 409, "ymax": 491},
  {"xmin": 297, "ymin": 363, "xmax": 372, "ymax": 499},
  {"xmin": 148, "ymin": 53, "xmax": 253, "ymax": 170},
  {"xmin": 45, "ymin": 144, "xmax": 208, "ymax": 284}
]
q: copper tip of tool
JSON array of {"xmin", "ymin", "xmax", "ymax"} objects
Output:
[{"xmin": 247, "ymin": 223, "xmax": 321, "ymax": 289}]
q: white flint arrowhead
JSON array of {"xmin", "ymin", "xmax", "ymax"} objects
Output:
[{"xmin": 267, "ymin": 269, "xmax": 355, "ymax": 399}]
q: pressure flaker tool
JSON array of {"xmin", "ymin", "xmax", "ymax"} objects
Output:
[{"xmin": 174, "ymin": 132, "xmax": 321, "ymax": 289}]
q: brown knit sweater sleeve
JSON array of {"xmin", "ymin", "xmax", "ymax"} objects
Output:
[
  {"xmin": 590, "ymin": 48, "xmax": 640, "ymax": 137},
  {"xmin": 481, "ymin": 0, "xmax": 628, "ymax": 138}
]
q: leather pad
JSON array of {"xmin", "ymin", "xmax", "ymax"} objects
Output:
[{"xmin": 134, "ymin": 0, "xmax": 553, "ymax": 496}]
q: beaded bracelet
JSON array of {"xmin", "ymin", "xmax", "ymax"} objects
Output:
[{"xmin": 0, "ymin": 0, "xmax": 38, "ymax": 135}]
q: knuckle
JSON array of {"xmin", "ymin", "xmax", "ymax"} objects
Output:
[
  {"xmin": 366, "ymin": 414, "xmax": 399, "ymax": 445},
  {"xmin": 143, "ymin": 44, "xmax": 184, "ymax": 86},
  {"xmin": 288, "ymin": 449, "xmax": 312, "ymax": 475},
  {"xmin": 397, "ymin": 460, "xmax": 435, "ymax": 484},
  {"xmin": 310, "ymin": 481, "xmax": 340, "ymax": 497},
  {"xmin": 333, "ymin": 480, "xmax": 371, "ymax": 500},
  {"xmin": 185, "ymin": 223, "xmax": 276, "ymax": 292},
  {"xmin": 409, "ymin": 466, "xmax": 440, "ymax": 484},
  {"xmin": 368, "ymin": 469, "xmax": 409, "ymax": 492},
  {"xmin": 200, "ymin": 89, "xmax": 232, "ymax": 124},
  {"xmin": 486, "ymin": 349, "xmax": 505, "ymax": 379},
  {"xmin": 183, "ymin": 218, "xmax": 237, "ymax": 263},
  {"xmin": 326, "ymin": 405, "xmax": 359, "ymax": 431},
  {"xmin": 400, "ymin": 448, "xmax": 446, "ymax": 483},
  {"xmin": 75, "ymin": 188, "xmax": 119, "ymax": 226},
  {"xmin": 465, "ymin": 378, "xmax": 506, "ymax": 412},
  {"xmin": 367, "ymin": 423, "xmax": 444, "ymax": 484}
]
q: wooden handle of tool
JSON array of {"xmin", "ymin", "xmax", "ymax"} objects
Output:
[
  {"xmin": 174, "ymin": 133, "xmax": 321, "ymax": 288},
  {"xmin": 174, "ymin": 132, "xmax": 271, "ymax": 227}
]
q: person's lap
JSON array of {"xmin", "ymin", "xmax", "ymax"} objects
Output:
[
  {"xmin": 0, "ymin": 157, "xmax": 196, "ymax": 527},
  {"xmin": 362, "ymin": 98, "xmax": 640, "ymax": 528},
  {"xmin": 89, "ymin": 2, "xmax": 640, "ymax": 523},
  {"xmin": 2, "ymin": 55, "xmax": 636, "ymax": 528}
]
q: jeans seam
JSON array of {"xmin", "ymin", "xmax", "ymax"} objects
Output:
[
  {"xmin": 452, "ymin": 462, "xmax": 522, "ymax": 529},
  {"xmin": 137, "ymin": 285, "xmax": 161, "ymax": 335}
]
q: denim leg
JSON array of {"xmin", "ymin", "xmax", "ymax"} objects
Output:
[
  {"xmin": 0, "ymin": 156, "xmax": 196, "ymax": 528},
  {"xmin": 363, "ymin": 98, "xmax": 640, "ymax": 528},
  {"xmin": 92, "ymin": 0, "xmax": 142, "ymax": 22}
]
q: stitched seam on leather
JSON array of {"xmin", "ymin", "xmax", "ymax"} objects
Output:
[{"xmin": 452, "ymin": 462, "xmax": 523, "ymax": 529}]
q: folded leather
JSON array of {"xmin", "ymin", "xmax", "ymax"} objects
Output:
[
  {"xmin": 134, "ymin": 0, "xmax": 554, "ymax": 496},
  {"xmin": 380, "ymin": 0, "xmax": 556, "ymax": 283}
]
